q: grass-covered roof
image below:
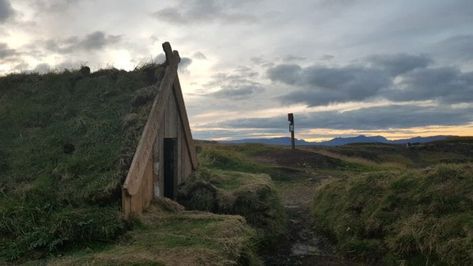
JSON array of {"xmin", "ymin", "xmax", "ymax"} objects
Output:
[{"xmin": 0, "ymin": 64, "xmax": 165, "ymax": 260}]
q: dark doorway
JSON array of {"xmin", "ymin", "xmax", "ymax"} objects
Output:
[{"xmin": 163, "ymin": 138, "xmax": 177, "ymax": 199}]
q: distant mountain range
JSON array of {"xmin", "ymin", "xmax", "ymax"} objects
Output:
[{"xmin": 223, "ymin": 135, "xmax": 450, "ymax": 146}]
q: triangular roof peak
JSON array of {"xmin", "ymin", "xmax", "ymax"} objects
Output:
[{"xmin": 122, "ymin": 42, "xmax": 197, "ymax": 218}]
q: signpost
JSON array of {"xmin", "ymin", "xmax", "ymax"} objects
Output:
[{"xmin": 288, "ymin": 113, "xmax": 295, "ymax": 150}]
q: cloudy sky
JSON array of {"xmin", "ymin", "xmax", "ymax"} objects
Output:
[{"xmin": 1, "ymin": 0, "xmax": 473, "ymax": 141}]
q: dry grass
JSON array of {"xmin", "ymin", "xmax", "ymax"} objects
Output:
[
  {"xmin": 178, "ymin": 144, "xmax": 288, "ymax": 251},
  {"xmin": 309, "ymin": 139, "xmax": 473, "ymax": 169},
  {"xmin": 308, "ymin": 148, "xmax": 407, "ymax": 170},
  {"xmin": 43, "ymin": 200, "xmax": 261, "ymax": 266},
  {"xmin": 312, "ymin": 163, "xmax": 473, "ymax": 265},
  {"xmin": 177, "ymin": 168, "xmax": 287, "ymax": 251}
]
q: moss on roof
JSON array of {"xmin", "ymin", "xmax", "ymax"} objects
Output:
[{"xmin": 0, "ymin": 64, "xmax": 165, "ymax": 260}]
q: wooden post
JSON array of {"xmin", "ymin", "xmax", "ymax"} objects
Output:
[{"xmin": 288, "ymin": 113, "xmax": 295, "ymax": 150}]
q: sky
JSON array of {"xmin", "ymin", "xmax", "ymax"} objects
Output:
[{"xmin": 1, "ymin": 0, "xmax": 473, "ymax": 141}]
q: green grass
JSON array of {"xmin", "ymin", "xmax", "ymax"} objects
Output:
[
  {"xmin": 197, "ymin": 139, "xmax": 473, "ymax": 264},
  {"xmin": 178, "ymin": 144, "xmax": 287, "ymax": 250},
  {"xmin": 310, "ymin": 138, "xmax": 473, "ymax": 169},
  {"xmin": 197, "ymin": 144, "xmax": 268, "ymax": 173},
  {"xmin": 42, "ymin": 200, "xmax": 261, "ymax": 266},
  {"xmin": 196, "ymin": 142, "xmax": 366, "ymax": 181},
  {"xmin": 0, "ymin": 65, "xmax": 165, "ymax": 261},
  {"xmin": 312, "ymin": 163, "xmax": 473, "ymax": 265}
]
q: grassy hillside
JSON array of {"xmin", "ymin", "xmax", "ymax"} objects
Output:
[
  {"xmin": 0, "ymin": 65, "xmax": 164, "ymax": 260},
  {"xmin": 197, "ymin": 142, "xmax": 365, "ymax": 180},
  {"xmin": 311, "ymin": 140, "xmax": 473, "ymax": 265},
  {"xmin": 0, "ymin": 70, "xmax": 268, "ymax": 265},
  {"xmin": 310, "ymin": 137, "xmax": 473, "ymax": 169}
]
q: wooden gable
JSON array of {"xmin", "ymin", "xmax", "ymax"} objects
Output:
[{"xmin": 122, "ymin": 42, "xmax": 197, "ymax": 219}]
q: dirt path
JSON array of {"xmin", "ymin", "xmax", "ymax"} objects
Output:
[
  {"xmin": 264, "ymin": 178, "xmax": 356, "ymax": 266},
  {"xmin": 251, "ymin": 149, "xmax": 360, "ymax": 265}
]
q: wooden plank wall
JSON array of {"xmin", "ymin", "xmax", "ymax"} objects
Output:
[
  {"xmin": 122, "ymin": 42, "xmax": 198, "ymax": 219},
  {"xmin": 122, "ymin": 42, "xmax": 179, "ymax": 219}
]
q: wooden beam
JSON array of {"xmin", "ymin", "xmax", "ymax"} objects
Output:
[
  {"xmin": 163, "ymin": 42, "xmax": 181, "ymax": 66},
  {"xmin": 122, "ymin": 42, "xmax": 198, "ymax": 219},
  {"xmin": 123, "ymin": 46, "xmax": 179, "ymax": 196},
  {"xmin": 173, "ymin": 75, "xmax": 198, "ymax": 169},
  {"xmin": 162, "ymin": 42, "xmax": 173, "ymax": 64}
]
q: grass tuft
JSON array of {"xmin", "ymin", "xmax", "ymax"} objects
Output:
[{"xmin": 312, "ymin": 163, "xmax": 473, "ymax": 265}]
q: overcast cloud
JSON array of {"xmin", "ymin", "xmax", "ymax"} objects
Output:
[
  {"xmin": 45, "ymin": 31, "xmax": 122, "ymax": 54},
  {"xmin": 269, "ymin": 53, "xmax": 473, "ymax": 106},
  {"xmin": 1, "ymin": 0, "xmax": 472, "ymax": 140},
  {"xmin": 218, "ymin": 105, "xmax": 473, "ymax": 130},
  {"xmin": 0, "ymin": 43, "xmax": 16, "ymax": 59},
  {"xmin": 0, "ymin": 0, "xmax": 14, "ymax": 22},
  {"xmin": 152, "ymin": 0, "xmax": 257, "ymax": 25}
]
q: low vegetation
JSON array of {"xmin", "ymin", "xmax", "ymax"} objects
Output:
[
  {"xmin": 0, "ymin": 65, "xmax": 164, "ymax": 261},
  {"xmin": 310, "ymin": 138, "xmax": 473, "ymax": 169},
  {"xmin": 43, "ymin": 199, "xmax": 260, "ymax": 266},
  {"xmin": 178, "ymin": 144, "xmax": 287, "ymax": 250},
  {"xmin": 0, "ymin": 69, "xmax": 280, "ymax": 265},
  {"xmin": 202, "ymin": 139, "xmax": 473, "ymax": 264},
  {"xmin": 177, "ymin": 168, "xmax": 286, "ymax": 249},
  {"xmin": 312, "ymin": 163, "xmax": 473, "ymax": 265}
]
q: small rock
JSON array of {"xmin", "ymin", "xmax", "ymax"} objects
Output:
[{"xmin": 291, "ymin": 243, "xmax": 320, "ymax": 256}]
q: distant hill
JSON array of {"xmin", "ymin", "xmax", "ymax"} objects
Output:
[
  {"xmin": 225, "ymin": 137, "xmax": 311, "ymax": 145},
  {"xmin": 223, "ymin": 135, "xmax": 450, "ymax": 146},
  {"xmin": 319, "ymin": 135, "xmax": 389, "ymax": 146},
  {"xmin": 390, "ymin": 136, "xmax": 448, "ymax": 144}
]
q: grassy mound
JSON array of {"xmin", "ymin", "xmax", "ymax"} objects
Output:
[
  {"xmin": 177, "ymin": 169, "xmax": 286, "ymax": 250},
  {"xmin": 198, "ymin": 142, "xmax": 355, "ymax": 171},
  {"xmin": 196, "ymin": 142, "xmax": 363, "ymax": 182},
  {"xmin": 0, "ymin": 65, "xmax": 164, "ymax": 260},
  {"xmin": 197, "ymin": 143, "xmax": 268, "ymax": 173},
  {"xmin": 312, "ymin": 163, "xmax": 473, "ymax": 265},
  {"xmin": 43, "ymin": 199, "xmax": 261, "ymax": 265},
  {"xmin": 179, "ymin": 144, "xmax": 287, "ymax": 249}
]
